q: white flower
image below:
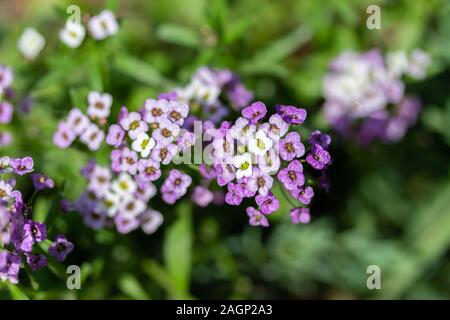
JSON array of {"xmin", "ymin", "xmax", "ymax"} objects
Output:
[
  {"xmin": 112, "ymin": 172, "xmax": 137, "ymax": 195},
  {"xmin": 233, "ymin": 152, "xmax": 253, "ymax": 179},
  {"xmin": 88, "ymin": 10, "xmax": 119, "ymax": 40},
  {"xmin": 103, "ymin": 191, "xmax": 121, "ymax": 217},
  {"xmin": 131, "ymin": 132, "xmax": 155, "ymax": 158},
  {"xmin": 407, "ymin": 49, "xmax": 431, "ymax": 80},
  {"xmin": 229, "ymin": 117, "xmax": 256, "ymax": 144},
  {"xmin": 386, "ymin": 51, "xmax": 409, "ymax": 77},
  {"xmin": 140, "ymin": 209, "xmax": 163, "ymax": 234},
  {"xmin": 248, "ymin": 130, "xmax": 273, "ymax": 156},
  {"xmin": 59, "ymin": 21, "xmax": 86, "ymax": 48},
  {"xmin": 17, "ymin": 28, "xmax": 45, "ymax": 60},
  {"xmin": 119, "ymin": 195, "xmax": 146, "ymax": 218},
  {"xmin": 87, "ymin": 91, "xmax": 113, "ymax": 119}
]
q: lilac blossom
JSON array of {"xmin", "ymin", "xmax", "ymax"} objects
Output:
[
  {"xmin": 246, "ymin": 207, "xmax": 269, "ymax": 227},
  {"xmin": 48, "ymin": 234, "xmax": 74, "ymax": 262},
  {"xmin": 277, "ymin": 160, "xmax": 305, "ymax": 191},
  {"xmin": 10, "ymin": 157, "xmax": 34, "ymax": 175},
  {"xmin": 192, "ymin": 186, "xmax": 214, "ymax": 207},
  {"xmin": 306, "ymin": 144, "xmax": 331, "ymax": 170},
  {"xmin": 106, "ymin": 124, "xmax": 125, "ymax": 147},
  {"xmin": 31, "ymin": 174, "xmax": 55, "ymax": 190},
  {"xmin": 279, "ymin": 132, "xmax": 305, "ymax": 161},
  {"xmin": 242, "ymin": 101, "xmax": 267, "ymax": 123},
  {"xmin": 291, "ymin": 186, "xmax": 315, "ymax": 205},
  {"xmin": 53, "ymin": 122, "xmax": 76, "ymax": 149},
  {"xmin": 255, "ymin": 192, "xmax": 279, "ymax": 215},
  {"xmin": 290, "ymin": 207, "xmax": 311, "ymax": 224}
]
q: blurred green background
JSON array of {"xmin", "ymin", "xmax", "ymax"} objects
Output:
[{"xmin": 1, "ymin": 0, "xmax": 450, "ymax": 299}]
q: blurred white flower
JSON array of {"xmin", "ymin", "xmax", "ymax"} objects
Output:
[
  {"xmin": 17, "ymin": 28, "xmax": 45, "ymax": 60},
  {"xmin": 88, "ymin": 10, "xmax": 119, "ymax": 40},
  {"xmin": 407, "ymin": 49, "xmax": 431, "ymax": 80},
  {"xmin": 59, "ymin": 21, "xmax": 86, "ymax": 48},
  {"xmin": 386, "ymin": 51, "xmax": 409, "ymax": 77}
]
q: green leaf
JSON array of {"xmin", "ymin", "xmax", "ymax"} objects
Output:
[
  {"xmin": 163, "ymin": 201, "xmax": 193, "ymax": 296},
  {"xmin": 114, "ymin": 54, "xmax": 172, "ymax": 88},
  {"xmin": 117, "ymin": 274, "xmax": 150, "ymax": 300},
  {"xmin": 156, "ymin": 23, "xmax": 201, "ymax": 48},
  {"xmin": 241, "ymin": 25, "xmax": 312, "ymax": 75},
  {"xmin": 7, "ymin": 283, "xmax": 29, "ymax": 300}
]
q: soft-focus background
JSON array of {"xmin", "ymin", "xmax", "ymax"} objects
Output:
[{"xmin": 1, "ymin": 0, "xmax": 450, "ymax": 299}]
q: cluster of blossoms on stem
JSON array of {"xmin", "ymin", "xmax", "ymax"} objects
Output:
[
  {"xmin": 0, "ymin": 156, "xmax": 73, "ymax": 284},
  {"xmin": 53, "ymin": 91, "xmax": 113, "ymax": 150},
  {"xmin": 74, "ymin": 160, "xmax": 163, "ymax": 234},
  {"xmin": 105, "ymin": 96, "xmax": 195, "ymax": 206},
  {"xmin": 60, "ymin": 9, "xmax": 119, "ymax": 48},
  {"xmin": 0, "ymin": 65, "xmax": 15, "ymax": 148},
  {"xmin": 169, "ymin": 66, "xmax": 254, "ymax": 125},
  {"xmin": 17, "ymin": 10, "xmax": 119, "ymax": 60},
  {"xmin": 323, "ymin": 49, "xmax": 430, "ymax": 144},
  {"xmin": 199, "ymin": 102, "xmax": 332, "ymax": 227}
]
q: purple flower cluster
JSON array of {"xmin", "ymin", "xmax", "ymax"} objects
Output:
[
  {"xmin": 75, "ymin": 160, "xmax": 163, "ymax": 234},
  {"xmin": 105, "ymin": 97, "xmax": 195, "ymax": 206},
  {"xmin": 0, "ymin": 65, "xmax": 15, "ymax": 147},
  {"xmin": 198, "ymin": 102, "xmax": 332, "ymax": 227},
  {"xmin": 53, "ymin": 91, "xmax": 112, "ymax": 150},
  {"xmin": 170, "ymin": 66, "xmax": 254, "ymax": 124},
  {"xmin": 323, "ymin": 49, "xmax": 430, "ymax": 144},
  {"xmin": 0, "ymin": 156, "xmax": 72, "ymax": 284}
]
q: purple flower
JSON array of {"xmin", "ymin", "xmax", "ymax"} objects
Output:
[
  {"xmin": 10, "ymin": 157, "xmax": 34, "ymax": 175},
  {"xmin": 236, "ymin": 177, "xmax": 256, "ymax": 198},
  {"xmin": 150, "ymin": 141, "xmax": 178, "ymax": 165},
  {"xmin": 158, "ymin": 91, "xmax": 178, "ymax": 101},
  {"xmin": 199, "ymin": 164, "xmax": 216, "ymax": 181},
  {"xmin": 224, "ymin": 182, "xmax": 243, "ymax": 206},
  {"xmin": 255, "ymin": 192, "xmax": 280, "ymax": 214},
  {"xmin": 306, "ymin": 144, "xmax": 331, "ymax": 170},
  {"xmin": 246, "ymin": 207, "xmax": 269, "ymax": 227},
  {"xmin": 163, "ymin": 169, "xmax": 192, "ymax": 194},
  {"xmin": 247, "ymin": 167, "xmax": 273, "ymax": 196},
  {"xmin": 80, "ymin": 123, "xmax": 105, "ymax": 151},
  {"xmin": 106, "ymin": 124, "xmax": 125, "ymax": 147},
  {"xmin": 120, "ymin": 147, "xmax": 138, "ymax": 175},
  {"xmin": 48, "ymin": 234, "xmax": 74, "ymax": 262},
  {"xmin": 0, "ymin": 102, "xmax": 13, "ymax": 124},
  {"xmin": 140, "ymin": 209, "xmax": 163, "ymax": 234},
  {"xmin": 25, "ymin": 253, "xmax": 48, "ymax": 271},
  {"xmin": 276, "ymin": 105, "xmax": 307, "ymax": 124},
  {"xmin": 226, "ymin": 82, "xmax": 253, "ymax": 110},
  {"xmin": 242, "ymin": 101, "xmax": 267, "ymax": 123},
  {"xmin": 0, "ymin": 251, "xmax": 21, "ymax": 284},
  {"xmin": 53, "ymin": 122, "xmax": 76, "ymax": 149},
  {"xmin": 290, "ymin": 207, "xmax": 311, "ymax": 224},
  {"xmin": 291, "ymin": 186, "xmax": 314, "ymax": 205},
  {"xmin": 66, "ymin": 108, "xmax": 89, "ymax": 135},
  {"xmin": 277, "ymin": 160, "xmax": 305, "ymax": 191},
  {"xmin": 309, "ymin": 130, "xmax": 331, "ymax": 149},
  {"xmin": 0, "ymin": 65, "xmax": 13, "ymax": 89},
  {"xmin": 152, "ymin": 118, "xmax": 180, "ymax": 144},
  {"xmin": 191, "ymin": 186, "xmax": 214, "ymax": 207},
  {"xmin": 166, "ymin": 101, "xmax": 189, "ymax": 126},
  {"xmin": 279, "ymin": 132, "xmax": 305, "ymax": 161},
  {"xmin": 19, "ymin": 220, "xmax": 46, "ymax": 252},
  {"xmin": 215, "ymin": 163, "xmax": 236, "ymax": 186},
  {"xmin": 137, "ymin": 159, "xmax": 161, "ymax": 182},
  {"xmin": 143, "ymin": 99, "xmax": 168, "ymax": 124},
  {"xmin": 0, "ymin": 131, "xmax": 12, "ymax": 147},
  {"xmin": 31, "ymin": 174, "xmax": 55, "ymax": 190},
  {"xmin": 0, "ymin": 180, "xmax": 13, "ymax": 201},
  {"xmin": 114, "ymin": 213, "xmax": 140, "ymax": 234}
]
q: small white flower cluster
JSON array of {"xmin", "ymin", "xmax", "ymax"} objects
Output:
[
  {"xmin": 60, "ymin": 9, "xmax": 119, "ymax": 48},
  {"xmin": 17, "ymin": 10, "xmax": 119, "ymax": 59},
  {"xmin": 77, "ymin": 163, "xmax": 163, "ymax": 234}
]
